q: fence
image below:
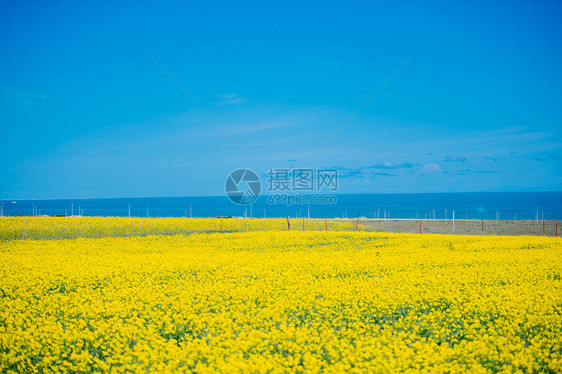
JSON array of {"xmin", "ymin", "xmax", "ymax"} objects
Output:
[{"xmin": 0, "ymin": 216, "xmax": 560, "ymax": 241}]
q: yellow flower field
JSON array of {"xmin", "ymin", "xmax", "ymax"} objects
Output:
[
  {"xmin": 0, "ymin": 217, "xmax": 355, "ymax": 240},
  {"xmin": 1, "ymin": 220, "xmax": 561, "ymax": 373}
]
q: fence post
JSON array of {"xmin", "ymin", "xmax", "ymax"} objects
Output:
[
  {"xmin": 556, "ymin": 223, "xmax": 558, "ymax": 237},
  {"xmin": 220, "ymin": 216, "xmax": 223, "ymax": 232},
  {"xmin": 138, "ymin": 219, "xmax": 143, "ymax": 236},
  {"xmin": 356, "ymin": 218, "xmax": 358, "ymax": 231},
  {"xmin": 453, "ymin": 211, "xmax": 455, "ymax": 232},
  {"xmin": 287, "ymin": 216, "xmax": 291, "ymax": 230},
  {"xmin": 419, "ymin": 220, "xmax": 422, "ymax": 234},
  {"xmin": 325, "ymin": 218, "xmax": 328, "ymax": 231},
  {"xmin": 303, "ymin": 217, "xmax": 305, "ymax": 231},
  {"xmin": 481, "ymin": 219, "xmax": 484, "ymax": 232},
  {"xmin": 22, "ymin": 217, "xmax": 27, "ymax": 240}
]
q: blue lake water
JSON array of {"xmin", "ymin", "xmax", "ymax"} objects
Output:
[{"xmin": 2, "ymin": 192, "xmax": 562, "ymax": 220}]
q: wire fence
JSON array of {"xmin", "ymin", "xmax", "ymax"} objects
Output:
[
  {"xmin": 0, "ymin": 216, "xmax": 560, "ymax": 241},
  {"xmin": 2, "ymin": 199, "xmax": 561, "ymax": 222}
]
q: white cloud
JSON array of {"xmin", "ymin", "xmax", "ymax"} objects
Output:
[
  {"xmin": 422, "ymin": 162, "xmax": 442, "ymax": 173},
  {"xmin": 213, "ymin": 93, "xmax": 247, "ymax": 105},
  {"xmin": 8, "ymin": 89, "xmax": 48, "ymax": 105}
]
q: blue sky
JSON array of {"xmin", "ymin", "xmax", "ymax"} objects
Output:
[{"xmin": 1, "ymin": 0, "xmax": 561, "ymax": 198}]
